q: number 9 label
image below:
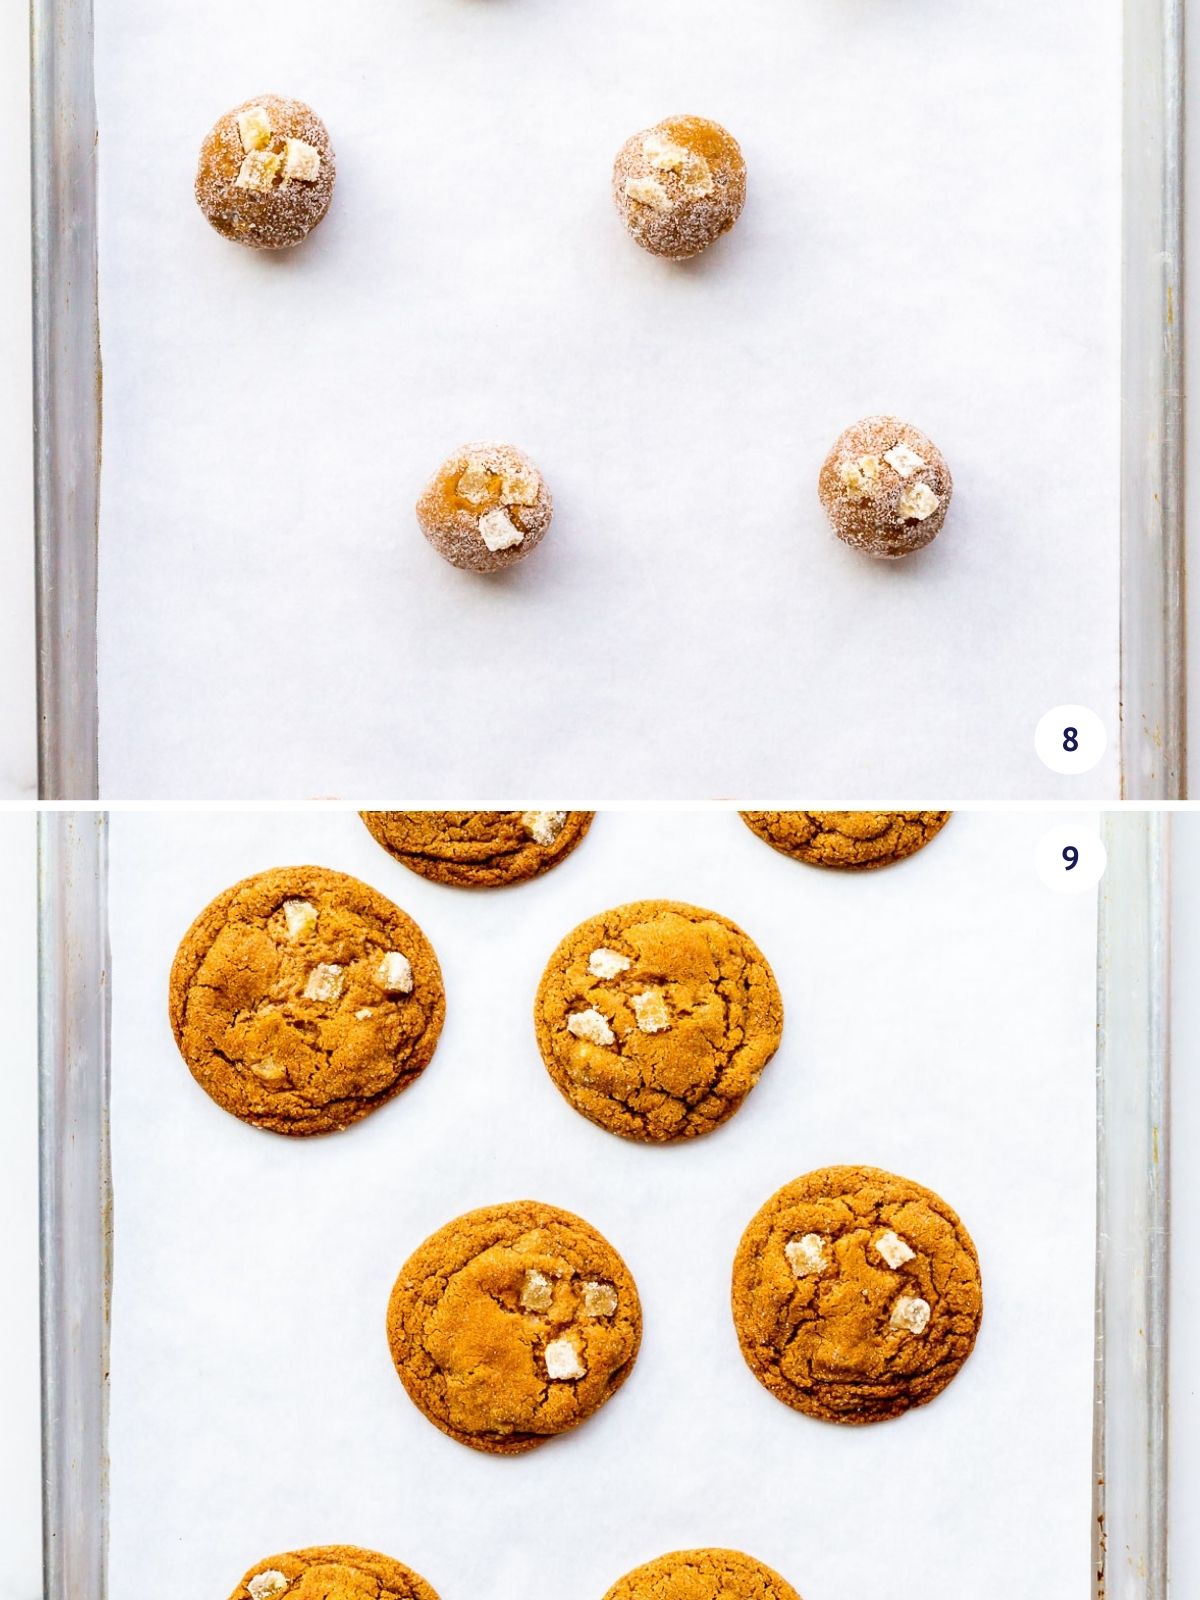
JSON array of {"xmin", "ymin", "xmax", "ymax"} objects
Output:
[{"xmin": 1036, "ymin": 826, "xmax": 1107, "ymax": 893}]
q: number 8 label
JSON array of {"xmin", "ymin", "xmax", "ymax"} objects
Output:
[{"xmin": 1035, "ymin": 706, "xmax": 1106, "ymax": 775}]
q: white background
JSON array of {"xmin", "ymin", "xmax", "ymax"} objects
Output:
[
  {"xmin": 93, "ymin": 0, "xmax": 1121, "ymax": 801},
  {"xmin": 0, "ymin": 811, "xmax": 42, "ymax": 1600},
  {"xmin": 0, "ymin": 3, "xmax": 36, "ymax": 798},
  {"xmin": 107, "ymin": 809, "xmax": 1097, "ymax": 1600}
]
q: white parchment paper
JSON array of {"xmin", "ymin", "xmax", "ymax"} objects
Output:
[
  {"xmin": 109, "ymin": 809, "xmax": 1097, "ymax": 1600},
  {"xmin": 94, "ymin": 1, "xmax": 1121, "ymax": 800}
]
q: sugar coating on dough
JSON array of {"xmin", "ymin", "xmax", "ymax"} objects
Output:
[
  {"xmin": 229, "ymin": 1545, "xmax": 440, "ymax": 1600},
  {"xmin": 195, "ymin": 94, "xmax": 335, "ymax": 250},
  {"xmin": 740, "ymin": 811, "xmax": 951, "ymax": 871},
  {"xmin": 360, "ymin": 811, "xmax": 593, "ymax": 888},
  {"xmin": 534, "ymin": 900, "xmax": 783, "ymax": 1143},
  {"xmin": 386, "ymin": 1200, "xmax": 642, "ymax": 1454},
  {"xmin": 818, "ymin": 416, "xmax": 953, "ymax": 558},
  {"xmin": 613, "ymin": 116, "xmax": 747, "ymax": 260},
  {"xmin": 168, "ymin": 866, "xmax": 444, "ymax": 1136},
  {"xmin": 415, "ymin": 443, "xmax": 553, "ymax": 573},
  {"xmin": 731, "ymin": 1165, "xmax": 983, "ymax": 1424},
  {"xmin": 600, "ymin": 1548, "xmax": 805, "ymax": 1600}
]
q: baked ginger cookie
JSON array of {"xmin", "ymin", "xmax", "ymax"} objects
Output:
[
  {"xmin": 535, "ymin": 900, "xmax": 783, "ymax": 1143},
  {"xmin": 387, "ymin": 1200, "xmax": 641, "ymax": 1454},
  {"xmin": 741, "ymin": 811, "xmax": 951, "ymax": 871},
  {"xmin": 228, "ymin": 1546, "xmax": 439, "ymax": 1600},
  {"xmin": 169, "ymin": 866, "xmax": 444, "ymax": 1136},
  {"xmin": 732, "ymin": 1165, "xmax": 982, "ymax": 1424},
  {"xmin": 361, "ymin": 810, "xmax": 594, "ymax": 888},
  {"xmin": 601, "ymin": 1549, "xmax": 803, "ymax": 1600}
]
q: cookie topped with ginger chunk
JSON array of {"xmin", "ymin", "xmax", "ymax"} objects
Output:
[
  {"xmin": 535, "ymin": 899, "xmax": 783, "ymax": 1143},
  {"xmin": 386, "ymin": 1200, "xmax": 641, "ymax": 1454}
]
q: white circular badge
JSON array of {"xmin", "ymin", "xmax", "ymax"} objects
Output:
[
  {"xmin": 1035, "ymin": 826, "xmax": 1107, "ymax": 893},
  {"xmin": 1034, "ymin": 705, "xmax": 1107, "ymax": 775}
]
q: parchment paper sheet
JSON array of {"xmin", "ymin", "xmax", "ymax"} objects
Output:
[
  {"xmin": 95, "ymin": 2, "xmax": 1121, "ymax": 800},
  {"xmin": 109, "ymin": 809, "xmax": 1098, "ymax": 1599}
]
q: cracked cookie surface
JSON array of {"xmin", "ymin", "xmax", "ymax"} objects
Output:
[
  {"xmin": 535, "ymin": 900, "xmax": 783, "ymax": 1143},
  {"xmin": 732, "ymin": 1165, "xmax": 982, "ymax": 1424},
  {"xmin": 387, "ymin": 1200, "xmax": 641, "ymax": 1454},
  {"xmin": 228, "ymin": 1545, "xmax": 439, "ymax": 1600},
  {"xmin": 601, "ymin": 1549, "xmax": 803, "ymax": 1600},
  {"xmin": 169, "ymin": 866, "xmax": 445, "ymax": 1136},
  {"xmin": 741, "ymin": 811, "xmax": 951, "ymax": 871},
  {"xmin": 361, "ymin": 811, "xmax": 594, "ymax": 888}
]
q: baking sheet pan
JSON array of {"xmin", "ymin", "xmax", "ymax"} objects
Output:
[
  {"xmin": 38, "ymin": 809, "xmax": 1172, "ymax": 1598},
  {"xmin": 95, "ymin": 809, "xmax": 1097, "ymax": 1599},
  {"xmin": 0, "ymin": 814, "xmax": 41, "ymax": 1600},
  {"xmin": 80, "ymin": 0, "xmax": 1132, "ymax": 801}
]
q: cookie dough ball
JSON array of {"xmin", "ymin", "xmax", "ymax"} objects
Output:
[
  {"xmin": 361, "ymin": 811, "xmax": 594, "ymax": 888},
  {"xmin": 614, "ymin": 116, "xmax": 747, "ymax": 260},
  {"xmin": 732, "ymin": 1165, "xmax": 983, "ymax": 1424},
  {"xmin": 169, "ymin": 866, "xmax": 445, "ymax": 1136},
  {"xmin": 819, "ymin": 416, "xmax": 952, "ymax": 558},
  {"xmin": 741, "ymin": 811, "xmax": 951, "ymax": 871},
  {"xmin": 387, "ymin": 1200, "xmax": 642, "ymax": 1454},
  {"xmin": 601, "ymin": 1550, "xmax": 804, "ymax": 1600},
  {"xmin": 535, "ymin": 900, "xmax": 783, "ymax": 1143},
  {"xmin": 195, "ymin": 95, "xmax": 335, "ymax": 249},
  {"xmin": 416, "ymin": 442, "xmax": 552, "ymax": 572},
  {"xmin": 228, "ymin": 1547, "xmax": 439, "ymax": 1600}
]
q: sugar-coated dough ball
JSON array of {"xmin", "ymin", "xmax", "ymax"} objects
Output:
[
  {"xmin": 416, "ymin": 443, "xmax": 553, "ymax": 573},
  {"xmin": 613, "ymin": 116, "xmax": 747, "ymax": 260},
  {"xmin": 818, "ymin": 416, "xmax": 953, "ymax": 558},
  {"xmin": 195, "ymin": 94, "xmax": 335, "ymax": 250}
]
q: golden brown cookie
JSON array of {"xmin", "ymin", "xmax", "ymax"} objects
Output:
[
  {"xmin": 169, "ymin": 866, "xmax": 444, "ymax": 1136},
  {"xmin": 361, "ymin": 811, "xmax": 594, "ymax": 888},
  {"xmin": 613, "ymin": 116, "xmax": 747, "ymax": 259},
  {"xmin": 416, "ymin": 442, "xmax": 553, "ymax": 572},
  {"xmin": 601, "ymin": 1550, "xmax": 803, "ymax": 1600},
  {"xmin": 731, "ymin": 1165, "xmax": 983, "ymax": 1424},
  {"xmin": 387, "ymin": 1200, "xmax": 641, "ymax": 1454},
  {"xmin": 819, "ymin": 416, "xmax": 953, "ymax": 557},
  {"xmin": 534, "ymin": 900, "xmax": 783, "ymax": 1143},
  {"xmin": 228, "ymin": 1546, "xmax": 439, "ymax": 1600},
  {"xmin": 740, "ymin": 811, "xmax": 951, "ymax": 871},
  {"xmin": 195, "ymin": 95, "xmax": 335, "ymax": 249}
]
